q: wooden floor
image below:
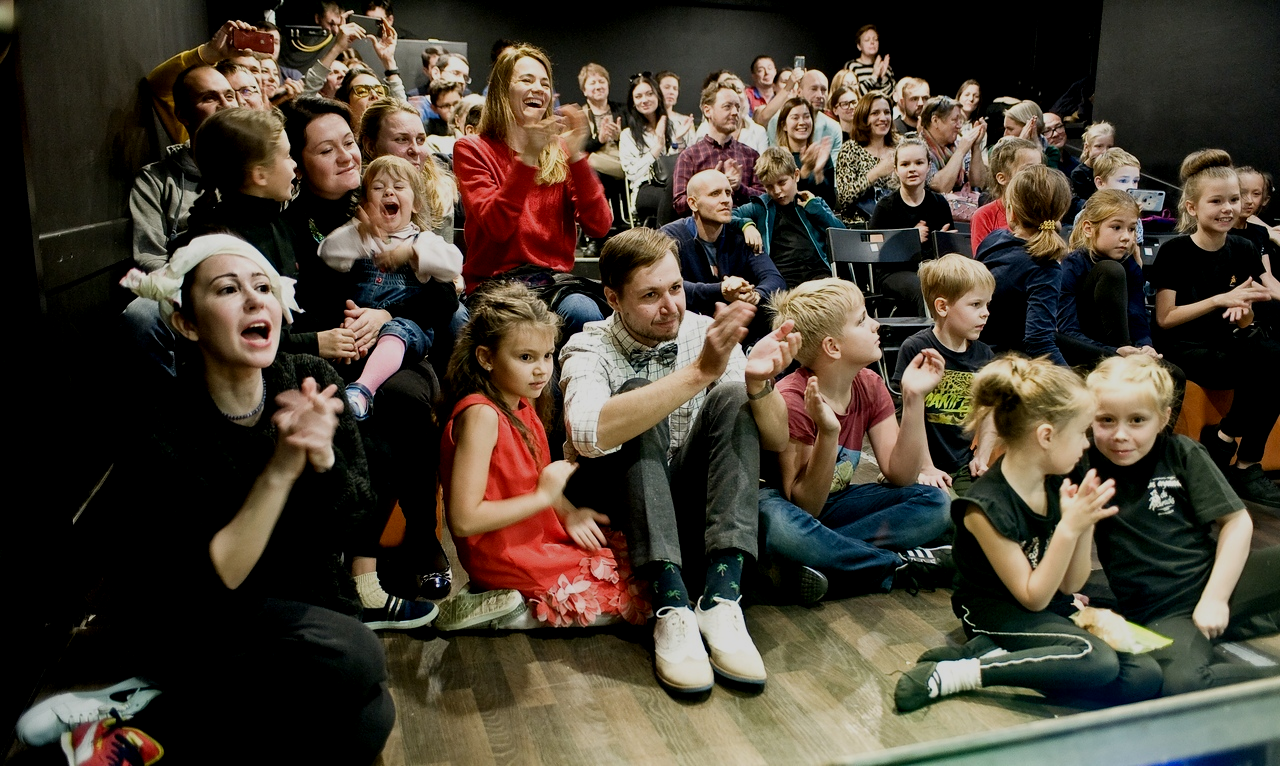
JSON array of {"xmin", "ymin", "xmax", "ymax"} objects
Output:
[{"xmin": 9, "ymin": 502, "xmax": 1280, "ymax": 765}]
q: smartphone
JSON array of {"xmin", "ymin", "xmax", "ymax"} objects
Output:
[
  {"xmin": 231, "ymin": 29, "xmax": 275, "ymax": 55},
  {"xmin": 1129, "ymin": 189, "xmax": 1166, "ymax": 213},
  {"xmin": 793, "ymin": 55, "xmax": 806, "ymax": 70},
  {"xmin": 350, "ymin": 14, "xmax": 386, "ymax": 36}
]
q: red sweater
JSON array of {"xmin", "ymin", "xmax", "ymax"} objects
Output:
[
  {"xmin": 970, "ymin": 200, "xmax": 1008, "ymax": 253},
  {"xmin": 454, "ymin": 134, "xmax": 612, "ymax": 291}
]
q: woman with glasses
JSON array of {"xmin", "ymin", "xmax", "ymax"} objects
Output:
[
  {"xmin": 336, "ymin": 66, "xmax": 402, "ymax": 134},
  {"xmin": 830, "ymin": 85, "xmax": 860, "ymax": 141},
  {"xmin": 921, "ymin": 95, "xmax": 987, "ymax": 195},
  {"xmin": 834, "ymin": 92, "xmax": 899, "ymax": 225},
  {"xmin": 453, "ymin": 43, "xmax": 612, "ymax": 337}
]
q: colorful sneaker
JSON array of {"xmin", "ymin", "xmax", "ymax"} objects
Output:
[
  {"xmin": 653, "ymin": 606, "xmax": 714, "ymax": 693},
  {"xmin": 695, "ymin": 596, "xmax": 766, "ymax": 687},
  {"xmin": 61, "ymin": 716, "xmax": 163, "ymax": 765},
  {"xmin": 434, "ymin": 587, "xmax": 525, "ymax": 631},
  {"xmin": 1229, "ymin": 464, "xmax": 1280, "ymax": 509},
  {"xmin": 893, "ymin": 546, "xmax": 956, "ymax": 594},
  {"xmin": 417, "ymin": 567, "xmax": 452, "ymax": 600},
  {"xmin": 18, "ymin": 678, "xmax": 160, "ymax": 747},
  {"xmin": 345, "ymin": 382, "xmax": 374, "ymax": 421},
  {"xmin": 362, "ymin": 595, "xmax": 438, "ymax": 631}
]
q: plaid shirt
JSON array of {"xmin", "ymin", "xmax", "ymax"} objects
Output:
[
  {"xmin": 560, "ymin": 312, "xmax": 747, "ymax": 460},
  {"xmin": 672, "ymin": 134, "xmax": 763, "ymax": 215}
]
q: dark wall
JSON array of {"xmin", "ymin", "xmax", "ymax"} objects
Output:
[{"xmin": 1094, "ymin": 0, "xmax": 1280, "ymax": 188}]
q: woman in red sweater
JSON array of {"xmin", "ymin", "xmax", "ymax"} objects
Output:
[{"xmin": 453, "ymin": 43, "xmax": 613, "ymax": 336}]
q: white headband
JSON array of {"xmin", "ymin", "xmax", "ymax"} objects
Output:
[{"xmin": 120, "ymin": 233, "xmax": 302, "ymax": 330}]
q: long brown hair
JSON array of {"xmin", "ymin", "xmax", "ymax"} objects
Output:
[
  {"xmin": 478, "ymin": 43, "xmax": 567, "ymax": 185},
  {"xmin": 1005, "ymin": 165, "xmax": 1071, "ymax": 262},
  {"xmin": 850, "ymin": 93, "xmax": 897, "ymax": 147},
  {"xmin": 359, "ymin": 98, "xmax": 458, "ymax": 229},
  {"xmin": 446, "ymin": 282, "xmax": 562, "ymax": 460}
]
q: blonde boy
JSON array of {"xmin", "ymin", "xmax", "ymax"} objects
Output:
[
  {"xmin": 891, "ymin": 254, "xmax": 996, "ymax": 496},
  {"xmin": 758, "ymin": 278, "xmax": 952, "ymax": 598},
  {"xmin": 1078, "ymin": 148, "xmax": 1146, "ymax": 242}
]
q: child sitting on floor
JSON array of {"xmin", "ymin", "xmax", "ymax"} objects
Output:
[
  {"xmin": 892, "ymin": 254, "xmax": 997, "ymax": 497},
  {"xmin": 440, "ymin": 283, "xmax": 650, "ymax": 629},
  {"xmin": 758, "ymin": 278, "xmax": 952, "ymax": 602},
  {"xmin": 319, "ymin": 155, "xmax": 463, "ymax": 420}
]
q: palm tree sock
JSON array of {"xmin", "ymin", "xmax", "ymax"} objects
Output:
[
  {"xmin": 649, "ymin": 561, "xmax": 690, "ymax": 610},
  {"xmin": 703, "ymin": 549, "xmax": 746, "ymax": 603}
]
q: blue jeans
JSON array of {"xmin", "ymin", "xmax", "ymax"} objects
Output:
[
  {"xmin": 758, "ymin": 482, "xmax": 950, "ymax": 593},
  {"xmin": 556, "ymin": 292, "xmax": 604, "ymax": 339}
]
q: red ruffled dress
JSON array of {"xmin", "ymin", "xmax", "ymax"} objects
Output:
[{"xmin": 441, "ymin": 394, "xmax": 650, "ymax": 627}]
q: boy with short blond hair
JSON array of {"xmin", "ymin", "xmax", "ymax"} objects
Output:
[
  {"xmin": 891, "ymin": 254, "xmax": 996, "ymax": 496},
  {"xmin": 758, "ymin": 278, "xmax": 952, "ymax": 600},
  {"xmin": 733, "ymin": 147, "xmax": 846, "ymax": 289},
  {"xmin": 1076, "ymin": 147, "xmax": 1146, "ymax": 242}
]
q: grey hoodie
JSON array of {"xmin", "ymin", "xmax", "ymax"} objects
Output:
[{"xmin": 129, "ymin": 142, "xmax": 201, "ymax": 272}]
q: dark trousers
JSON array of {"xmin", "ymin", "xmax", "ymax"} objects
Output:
[
  {"xmin": 1145, "ymin": 545, "xmax": 1280, "ymax": 696},
  {"xmin": 1164, "ymin": 330, "xmax": 1280, "ymax": 463},
  {"xmin": 958, "ymin": 598, "xmax": 1164, "ymax": 704},
  {"xmin": 880, "ymin": 270, "xmax": 928, "ymax": 317},
  {"xmin": 565, "ymin": 379, "xmax": 760, "ymax": 589},
  {"xmin": 135, "ymin": 599, "xmax": 394, "ymax": 764},
  {"xmin": 1056, "ymin": 259, "xmax": 1186, "ymax": 426}
]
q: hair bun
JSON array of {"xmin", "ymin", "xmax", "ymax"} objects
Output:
[{"xmin": 1180, "ymin": 148, "xmax": 1233, "ymax": 182}]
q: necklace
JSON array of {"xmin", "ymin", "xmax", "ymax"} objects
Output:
[{"xmin": 221, "ymin": 373, "xmax": 267, "ymax": 422}]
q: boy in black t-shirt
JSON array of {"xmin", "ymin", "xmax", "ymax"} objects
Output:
[
  {"xmin": 893, "ymin": 254, "xmax": 997, "ymax": 496},
  {"xmin": 734, "ymin": 147, "xmax": 847, "ymax": 290}
]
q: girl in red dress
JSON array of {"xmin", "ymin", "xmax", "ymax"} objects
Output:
[{"xmin": 441, "ymin": 284, "xmax": 649, "ymax": 627}]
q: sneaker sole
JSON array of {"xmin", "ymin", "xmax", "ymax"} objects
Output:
[
  {"xmin": 436, "ymin": 597, "xmax": 526, "ymax": 632},
  {"xmin": 364, "ymin": 602, "xmax": 438, "ymax": 631},
  {"xmin": 654, "ymin": 667, "xmax": 714, "ymax": 694},
  {"xmin": 798, "ymin": 566, "xmax": 828, "ymax": 605}
]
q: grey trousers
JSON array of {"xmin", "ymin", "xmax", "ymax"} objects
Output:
[{"xmin": 566, "ymin": 379, "xmax": 760, "ymax": 576}]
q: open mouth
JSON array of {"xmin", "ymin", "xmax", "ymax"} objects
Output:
[
  {"xmin": 242, "ymin": 321, "xmax": 272, "ymax": 343},
  {"xmin": 382, "ymin": 200, "xmax": 400, "ymax": 218}
]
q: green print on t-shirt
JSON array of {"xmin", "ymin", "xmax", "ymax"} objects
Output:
[{"xmin": 924, "ymin": 370, "xmax": 976, "ymax": 426}]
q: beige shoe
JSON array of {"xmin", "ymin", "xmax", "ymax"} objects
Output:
[
  {"xmin": 434, "ymin": 588, "xmax": 525, "ymax": 631},
  {"xmin": 695, "ymin": 596, "xmax": 766, "ymax": 687},
  {"xmin": 653, "ymin": 606, "xmax": 713, "ymax": 693}
]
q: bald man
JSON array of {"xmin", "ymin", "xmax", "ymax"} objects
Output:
[
  {"xmin": 661, "ymin": 170, "xmax": 784, "ymax": 338},
  {"xmin": 761, "ymin": 69, "xmax": 843, "ymax": 155}
]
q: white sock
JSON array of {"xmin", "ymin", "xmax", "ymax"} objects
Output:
[
  {"xmin": 933, "ymin": 658, "xmax": 983, "ymax": 697},
  {"xmin": 355, "ymin": 571, "xmax": 390, "ymax": 609}
]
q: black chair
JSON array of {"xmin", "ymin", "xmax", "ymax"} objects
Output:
[
  {"xmin": 827, "ymin": 227, "xmax": 934, "ymax": 393},
  {"xmin": 1139, "ymin": 232, "xmax": 1179, "ymax": 316},
  {"xmin": 933, "ymin": 230, "xmax": 972, "ymax": 258}
]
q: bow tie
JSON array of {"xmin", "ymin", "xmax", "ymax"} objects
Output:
[{"xmin": 629, "ymin": 343, "xmax": 679, "ymax": 370}]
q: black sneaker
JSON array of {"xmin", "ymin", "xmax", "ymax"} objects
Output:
[
  {"xmin": 893, "ymin": 546, "xmax": 956, "ymax": 595},
  {"xmin": 794, "ymin": 566, "xmax": 829, "ymax": 605},
  {"xmin": 918, "ymin": 634, "xmax": 997, "ymax": 663},
  {"xmin": 1229, "ymin": 464, "xmax": 1280, "ymax": 509},
  {"xmin": 895, "ymin": 661, "xmax": 942, "ymax": 713},
  {"xmin": 363, "ymin": 595, "xmax": 438, "ymax": 631},
  {"xmin": 1200, "ymin": 424, "xmax": 1238, "ymax": 473}
]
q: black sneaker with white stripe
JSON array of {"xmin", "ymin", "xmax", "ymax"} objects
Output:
[
  {"xmin": 893, "ymin": 546, "xmax": 956, "ymax": 594},
  {"xmin": 363, "ymin": 595, "xmax": 438, "ymax": 631}
]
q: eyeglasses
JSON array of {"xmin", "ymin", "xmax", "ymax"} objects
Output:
[
  {"xmin": 835, "ymin": 99, "xmax": 858, "ymax": 109},
  {"xmin": 350, "ymin": 84, "xmax": 387, "ymax": 99},
  {"xmin": 1043, "ymin": 124, "xmax": 1066, "ymax": 137},
  {"xmin": 235, "ymin": 85, "xmax": 260, "ymax": 98}
]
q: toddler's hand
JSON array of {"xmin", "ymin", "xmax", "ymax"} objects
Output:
[{"xmin": 1058, "ymin": 469, "xmax": 1118, "ymax": 534}]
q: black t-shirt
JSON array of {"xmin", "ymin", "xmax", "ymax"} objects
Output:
[
  {"xmin": 1237, "ymin": 222, "xmax": 1277, "ymax": 260},
  {"xmin": 770, "ymin": 202, "xmax": 832, "ymax": 288},
  {"xmin": 951, "ymin": 458, "xmax": 1076, "ymax": 618},
  {"xmin": 869, "ymin": 189, "xmax": 954, "ymax": 266},
  {"xmin": 892, "ymin": 329, "xmax": 995, "ymax": 472},
  {"xmin": 1148, "ymin": 234, "xmax": 1264, "ymax": 347},
  {"xmin": 1085, "ymin": 434, "xmax": 1241, "ymax": 625}
]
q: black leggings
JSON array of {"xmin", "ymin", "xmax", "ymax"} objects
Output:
[
  {"xmin": 958, "ymin": 599, "xmax": 1163, "ymax": 704},
  {"xmin": 1145, "ymin": 545, "xmax": 1280, "ymax": 696},
  {"xmin": 1164, "ymin": 330, "xmax": 1280, "ymax": 463}
]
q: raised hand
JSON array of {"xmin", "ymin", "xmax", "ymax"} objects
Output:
[
  {"xmin": 558, "ymin": 104, "xmax": 592, "ymax": 162},
  {"xmin": 899, "ymin": 348, "xmax": 945, "ymax": 398},
  {"xmin": 1018, "ymin": 116, "xmax": 1039, "ymax": 142},
  {"xmin": 272, "ymin": 377, "xmax": 345, "ymax": 476},
  {"xmin": 697, "ymin": 300, "xmax": 755, "ymax": 380},
  {"xmin": 803, "ymin": 373, "xmax": 839, "ymax": 435},
  {"xmin": 1058, "ymin": 469, "xmax": 1119, "ymax": 535},
  {"xmin": 721, "ymin": 157, "xmax": 744, "ymax": 189},
  {"xmin": 372, "ymin": 20, "xmax": 398, "ymax": 68},
  {"xmin": 653, "ymin": 115, "xmax": 669, "ymax": 154},
  {"xmin": 745, "ymin": 318, "xmax": 801, "ymax": 384},
  {"xmin": 813, "ymin": 136, "xmax": 833, "ymax": 183},
  {"xmin": 204, "ymin": 19, "xmax": 257, "ymax": 61},
  {"xmin": 915, "ymin": 219, "xmax": 930, "ymax": 243}
]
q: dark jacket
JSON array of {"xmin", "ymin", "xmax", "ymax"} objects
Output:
[
  {"xmin": 1057, "ymin": 248, "xmax": 1152, "ymax": 354},
  {"xmin": 732, "ymin": 191, "xmax": 845, "ymax": 272},
  {"xmin": 661, "ymin": 216, "xmax": 786, "ymax": 317},
  {"xmin": 975, "ymin": 229, "xmax": 1066, "ymax": 365}
]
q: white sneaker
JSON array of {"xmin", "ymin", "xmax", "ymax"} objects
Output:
[
  {"xmin": 653, "ymin": 606, "xmax": 713, "ymax": 693},
  {"xmin": 17, "ymin": 677, "xmax": 160, "ymax": 747},
  {"xmin": 695, "ymin": 596, "xmax": 766, "ymax": 687}
]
